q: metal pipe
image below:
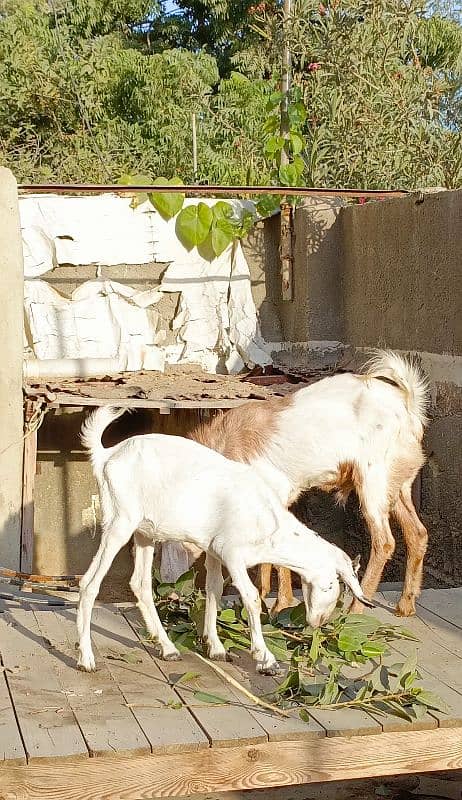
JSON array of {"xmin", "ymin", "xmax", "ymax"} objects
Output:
[{"xmin": 17, "ymin": 184, "xmax": 408, "ymax": 198}]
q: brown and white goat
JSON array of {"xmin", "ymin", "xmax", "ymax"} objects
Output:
[{"xmin": 163, "ymin": 350, "xmax": 429, "ymax": 617}]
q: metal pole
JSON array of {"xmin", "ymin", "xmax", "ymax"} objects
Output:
[
  {"xmin": 280, "ymin": 0, "xmax": 292, "ymax": 169},
  {"xmin": 192, "ymin": 112, "xmax": 198, "ymax": 179},
  {"xmin": 280, "ymin": 0, "xmax": 294, "ymax": 301}
]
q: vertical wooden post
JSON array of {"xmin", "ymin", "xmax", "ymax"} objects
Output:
[
  {"xmin": 20, "ymin": 401, "xmax": 38, "ymax": 573},
  {"xmin": 0, "ymin": 168, "xmax": 25, "ymax": 569}
]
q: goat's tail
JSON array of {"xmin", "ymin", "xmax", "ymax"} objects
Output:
[
  {"xmin": 81, "ymin": 406, "xmax": 126, "ymax": 477},
  {"xmin": 362, "ymin": 349, "xmax": 429, "ymax": 426}
]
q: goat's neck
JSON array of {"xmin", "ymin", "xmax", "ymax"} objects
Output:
[
  {"xmin": 255, "ymin": 520, "xmax": 330, "ymax": 578},
  {"xmin": 252, "ymin": 458, "xmax": 296, "ymax": 506}
]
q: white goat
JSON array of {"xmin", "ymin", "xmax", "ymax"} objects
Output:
[
  {"xmin": 77, "ymin": 407, "xmax": 372, "ymax": 674},
  {"xmin": 164, "ymin": 350, "xmax": 429, "ymax": 617}
]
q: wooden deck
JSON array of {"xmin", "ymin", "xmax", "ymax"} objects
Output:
[{"xmin": 0, "ymin": 588, "xmax": 461, "ymax": 799}]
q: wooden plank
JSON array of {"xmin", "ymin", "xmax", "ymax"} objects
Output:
[
  {"xmin": 20, "ymin": 426, "xmax": 37, "ymax": 573},
  {"xmin": 49, "ymin": 393, "xmax": 255, "ymax": 411},
  {"xmin": 1, "ymin": 727, "xmax": 462, "ymax": 798},
  {"xmin": 33, "ymin": 607, "xmax": 151, "ymax": 759},
  {"xmin": 417, "ymin": 588, "xmax": 462, "ymax": 630},
  {"xmin": 374, "ymin": 595, "xmax": 462, "ymax": 728},
  {"xmin": 226, "ymin": 652, "xmax": 326, "ymax": 741},
  {"xmin": 84, "ymin": 606, "xmax": 209, "ymax": 754},
  {"xmin": 0, "ymin": 667, "xmax": 27, "ymax": 765},
  {"xmin": 379, "ymin": 592, "xmax": 462, "ymax": 693},
  {"xmin": 0, "ymin": 607, "xmax": 88, "ymax": 763},
  {"xmin": 383, "ymin": 590, "xmax": 462, "ymax": 658},
  {"xmin": 124, "ymin": 608, "xmax": 268, "ymax": 748}
]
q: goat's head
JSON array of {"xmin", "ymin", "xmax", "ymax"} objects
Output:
[{"xmin": 300, "ymin": 551, "xmax": 374, "ymax": 629}]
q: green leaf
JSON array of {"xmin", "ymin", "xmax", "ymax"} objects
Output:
[
  {"xmin": 117, "ymin": 173, "xmax": 151, "ymax": 186},
  {"xmin": 414, "ymin": 690, "xmax": 449, "ymax": 714},
  {"xmin": 212, "ymin": 201, "xmax": 234, "ymax": 221},
  {"xmin": 289, "ymin": 603, "xmax": 306, "ymax": 627},
  {"xmin": 106, "ymin": 650, "xmax": 142, "ymax": 664},
  {"xmin": 411, "ymin": 702, "xmax": 428, "ymax": 720},
  {"xmin": 293, "ymin": 154, "xmax": 306, "ymax": 176},
  {"xmin": 156, "ymin": 582, "xmax": 174, "ymax": 597},
  {"xmin": 361, "ymin": 642, "xmax": 388, "ymax": 659},
  {"xmin": 264, "ymin": 134, "xmax": 284, "ymax": 158},
  {"xmin": 309, "ymin": 629, "xmax": 322, "ymax": 663},
  {"xmin": 265, "ymin": 91, "xmax": 283, "ymax": 112},
  {"xmin": 194, "ymin": 690, "xmax": 228, "ymax": 705},
  {"xmin": 149, "ymin": 177, "xmax": 185, "ymax": 220},
  {"xmin": 167, "ymin": 699, "xmax": 183, "ymax": 710},
  {"xmin": 172, "ymin": 671, "xmax": 201, "ymax": 685},
  {"xmin": 289, "ymin": 132, "xmax": 304, "ymax": 155},
  {"xmin": 175, "ymin": 569, "xmax": 196, "ymax": 597},
  {"xmin": 288, "ymin": 101, "xmax": 307, "ymax": 127},
  {"xmin": 211, "ymin": 219, "xmax": 234, "ymax": 256},
  {"xmin": 176, "ymin": 203, "xmax": 213, "ymax": 249},
  {"xmin": 256, "ymin": 194, "xmax": 280, "ymax": 218},
  {"xmin": 298, "ymin": 708, "xmax": 311, "ymax": 723},
  {"xmin": 279, "ymin": 163, "xmax": 300, "ymax": 187},
  {"xmin": 219, "ymin": 608, "xmax": 236, "ymax": 623},
  {"xmin": 382, "ymin": 700, "xmax": 414, "ymax": 722},
  {"xmin": 262, "ymin": 115, "xmax": 279, "ymax": 136}
]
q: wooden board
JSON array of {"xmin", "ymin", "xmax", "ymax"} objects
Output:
[
  {"xmin": 32, "ymin": 607, "xmax": 151, "ymax": 758},
  {"xmin": 0, "ymin": 666, "xmax": 27, "ymax": 765},
  {"xmin": 85, "ymin": 605, "xmax": 209, "ymax": 754},
  {"xmin": 374, "ymin": 595, "xmax": 462, "ymax": 728},
  {"xmin": 379, "ymin": 592, "xmax": 462, "ymax": 694},
  {"xmin": 124, "ymin": 607, "xmax": 269, "ymax": 747},
  {"xmin": 1, "ymin": 727, "xmax": 462, "ymax": 799},
  {"xmin": 20, "ymin": 427, "xmax": 37, "ymax": 574},
  {"xmin": 0, "ymin": 607, "xmax": 88, "ymax": 763},
  {"xmin": 224, "ymin": 653, "xmax": 326, "ymax": 741},
  {"xmin": 418, "ymin": 589, "xmax": 462, "ymax": 630}
]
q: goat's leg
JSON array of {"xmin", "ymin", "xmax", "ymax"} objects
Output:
[
  {"xmin": 77, "ymin": 518, "xmax": 133, "ymax": 671},
  {"xmin": 258, "ymin": 563, "xmax": 272, "ymax": 599},
  {"xmin": 130, "ymin": 533, "xmax": 180, "ymax": 660},
  {"xmin": 203, "ymin": 552, "xmax": 227, "ymax": 661},
  {"xmin": 224, "ymin": 558, "xmax": 280, "ymax": 675},
  {"xmin": 392, "ymin": 483, "xmax": 428, "ymax": 617},
  {"xmin": 350, "ymin": 471, "xmax": 395, "ymax": 613},
  {"xmin": 272, "ymin": 567, "xmax": 295, "ymax": 615}
]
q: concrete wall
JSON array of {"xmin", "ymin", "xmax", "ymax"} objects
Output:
[
  {"xmin": 265, "ymin": 189, "xmax": 462, "ymax": 588},
  {"xmin": 0, "ymin": 169, "xmax": 25, "ymax": 569}
]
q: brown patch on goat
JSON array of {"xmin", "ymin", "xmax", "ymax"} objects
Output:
[
  {"xmin": 316, "ymin": 460, "xmax": 363, "ymax": 506},
  {"xmin": 189, "ymin": 394, "xmax": 294, "ymax": 462}
]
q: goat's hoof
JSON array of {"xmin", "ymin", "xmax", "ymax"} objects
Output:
[
  {"xmin": 163, "ymin": 651, "xmax": 182, "ymax": 662},
  {"xmin": 209, "ymin": 651, "xmax": 233, "ymax": 662},
  {"xmin": 257, "ymin": 661, "xmax": 282, "ymax": 676},
  {"xmin": 395, "ymin": 602, "xmax": 416, "ymax": 618},
  {"xmin": 77, "ymin": 657, "xmax": 96, "ymax": 672}
]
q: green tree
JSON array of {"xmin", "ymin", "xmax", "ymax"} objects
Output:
[{"xmin": 250, "ymin": 0, "xmax": 462, "ymax": 188}]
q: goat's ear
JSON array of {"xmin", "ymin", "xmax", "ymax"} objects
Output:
[
  {"xmin": 337, "ymin": 560, "xmax": 375, "ymax": 609},
  {"xmin": 352, "ymin": 554, "xmax": 361, "ymax": 574}
]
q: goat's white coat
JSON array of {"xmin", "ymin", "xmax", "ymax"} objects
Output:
[
  {"xmin": 166, "ymin": 350, "xmax": 429, "ymax": 617},
  {"xmin": 77, "ymin": 411, "xmax": 367, "ymax": 673}
]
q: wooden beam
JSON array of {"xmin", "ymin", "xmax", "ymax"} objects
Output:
[
  {"xmin": 47, "ymin": 392, "xmax": 261, "ymax": 410},
  {"xmin": 20, "ymin": 405, "xmax": 37, "ymax": 573},
  {"xmin": 1, "ymin": 727, "xmax": 461, "ymax": 798}
]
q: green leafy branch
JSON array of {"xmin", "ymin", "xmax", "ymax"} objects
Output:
[
  {"xmin": 118, "ymin": 173, "xmax": 257, "ymax": 257},
  {"xmin": 139, "ymin": 568, "xmax": 449, "ymax": 723}
]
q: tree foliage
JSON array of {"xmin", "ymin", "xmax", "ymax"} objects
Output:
[{"xmin": 0, "ymin": 0, "xmax": 461, "ymax": 188}]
